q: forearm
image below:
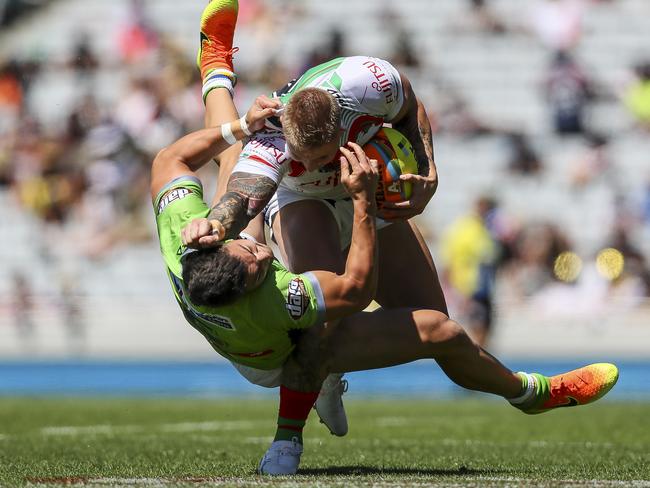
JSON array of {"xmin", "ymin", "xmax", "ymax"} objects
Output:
[
  {"xmin": 343, "ymin": 198, "xmax": 378, "ymax": 302},
  {"xmin": 161, "ymin": 123, "xmax": 248, "ymax": 173},
  {"xmin": 393, "ymin": 98, "xmax": 437, "ymax": 179},
  {"xmin": 207, "ymin": 171, "xmax": 277, "ymax": 240}
]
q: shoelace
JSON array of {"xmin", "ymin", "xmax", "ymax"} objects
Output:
[{"xmin": 204, "ymin": 46, "xmax": 239, "ymax": 64}]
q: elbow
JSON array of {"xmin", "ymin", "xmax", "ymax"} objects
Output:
[{"xmin": 342, "ymin": 277, "xmax": 376, "ymax": 313}]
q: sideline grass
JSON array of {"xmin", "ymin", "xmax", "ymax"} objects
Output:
[{"xmin": 0, "ymin": 397, "xmax": 648, "ymax": 487}]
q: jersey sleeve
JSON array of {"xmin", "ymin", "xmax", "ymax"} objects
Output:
[
  {"xmin": 270, "ymin": 264, "xmax": 327, "ymax": 330},
  {"xmin": 344, "ymin": 57, "xmax": 405, "ymax": 121},
  {"xmin": 154, "ymin": 176, "xmax": 210, "ymax": 278},
  {"xmin": 232, "ymin": 131, "xmax": 289, "ymax": 185}
]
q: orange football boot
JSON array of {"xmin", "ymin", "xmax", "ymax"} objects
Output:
[
  {"xmin": 197, "ymin": 0, "xmax": 239, "ymax": 81},
  {"xmin": 517, "ymin": 363, "xmax": 618, "ymax": 415}
]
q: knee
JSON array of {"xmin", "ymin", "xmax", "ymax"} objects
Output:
[
  {"xmin": 417, "ymin": 312, "xmax": 475, "ymax": 354},
  {"xmin": 283, "ymin": 329, "xmax": 331, "ymax": 389}
]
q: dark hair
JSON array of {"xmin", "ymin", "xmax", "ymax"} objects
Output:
[{"xmin": 182, "ymin": 247, "xmax": 247, "ymax": 307}]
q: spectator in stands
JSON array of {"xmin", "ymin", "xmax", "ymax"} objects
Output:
[
  {"xmin": 440, "ymin": 196, "xmax": 509, "ymax": 347},
  {"xmin": 117, "ymin": 0, "xmax": 159, "ymax": 64},
  {"xmin": 59, "ymin": 273, "xmax": 86, "ymax": 356},
  {"xmin": 0, "ymin": 60, "xmax": 23, "ymax": 117},
  {"xmin": 452, "ymin": 0, "xmax": 507, "ymax": 35},
  {"xmin": 642, "ymin": 180, "xmax": 650, "ymax": 228},
  {"xmin": 624, "ymin": 61, "xmax": 650, "ymax": 130},
  {"xmin": 543, "ymin": 50, "xmax": 593, "ymax": 136},
  {"xmin": 603, "ymin": 226, "xmax": 650, "ymax": 300},
  {"xmin": 528, "ymin": 0, "xmax": 585, "ymax": 51},
  {"xmin": 390, "ymin": 29, "xmax": 421, "ymax": 69},
  {"xmin": 502, "ymin": 223, "xmax": 573, "ymax": 300},
  {"xmin": 569, "ymin": 132, "xmax": 611, "ymax": 188},
  {"xmin": 506, "ymin": 132, "xmax": 544, "ymax": 176},
  {"xmin": 300, "ymin": 28, "xmax": 346, "ymax": 74},
  {"xmin": 69, "ymin": 33, "xmax": 99, "ymax": 79},
  {"xmin": 11, "ymin": 271, "xmax": 35, "ymax": 351}
]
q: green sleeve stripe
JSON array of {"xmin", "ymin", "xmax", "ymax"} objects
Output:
[
  {"xmin": 285, "ymin": 57, "xmax": 345, "ymax": 95},
  {"xmin": 303, "ymin": 271, "xmax": 326, "ymax": 325},
  {"xmin": 154, "ymin": 176, "xmax": 203, "ymax": 213}
]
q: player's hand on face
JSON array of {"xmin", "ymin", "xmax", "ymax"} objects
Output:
[
  {"xmin": 244, "ymin": 95, "xmax": 282, "ymax": 133},
  {"xmin": 379, "ymin": 172, "xmax": 438, "ymax": 220},
  {"xmin": 181, "ymin": 218, "xmax": 226, "ymax": 249},
  {"xmin": 340, "ymin": 142, "xmax": 379, "ymax": 204}
]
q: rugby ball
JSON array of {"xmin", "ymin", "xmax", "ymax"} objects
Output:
[{"xmin": 363, "ymin": 128, "xmax": 418, "ymax": 209}]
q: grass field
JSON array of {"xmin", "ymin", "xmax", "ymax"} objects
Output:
[{"xmin": 1, "ymin": 397, "xmax": 648, "ymax": 487}]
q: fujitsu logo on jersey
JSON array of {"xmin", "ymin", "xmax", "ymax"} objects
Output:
[
  {"xmin": 362, "ymin": 60, "xmax": 394, "ymax": 103},
  {"xmin": 286, "ymin": 278, "xmax": 309, "ymax": 319},
  {"xmin": 247, "ymin": 136, "xmax": 288, "ymax": 164}
]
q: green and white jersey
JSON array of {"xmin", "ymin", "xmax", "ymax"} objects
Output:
[
  {"xmin": 154, "ymin": 176, "xmax": 326, "ymax": 369},
  {"xmin": 278, "ymin": 56, "xmax": 405, "ymax": 140},
  {"xmin": 234, "ymin": 56, "xmax": 405, "ymax": 200}
]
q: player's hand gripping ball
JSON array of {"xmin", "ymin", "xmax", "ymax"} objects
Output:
[{"xmin": 362, "ymin": 128, "xmax": 418, "ymax": 210}]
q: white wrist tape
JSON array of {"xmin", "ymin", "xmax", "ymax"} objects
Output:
[
  {"xmin": 221, "ymin": 122, "xmax": 237, "ymax": 145},
  {"xmin": 239, "ymin": 115, "xmax": 252, "ymax": 136}
]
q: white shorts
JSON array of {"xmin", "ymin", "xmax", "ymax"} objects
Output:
[
  {"xmin": 264, "ymin": 187, "xmax": 392, "ymax": 249},
  {"xmin": 231, "ymin": 361, "xmax": 283, "ymax": 388}
]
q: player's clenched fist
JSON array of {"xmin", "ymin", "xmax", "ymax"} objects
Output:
[
  {"xmin": 181, "ymin": 218, "xmax": 225, "ymax": 249},
  {"xmin": 339, "ymin": 142, "xmax": 379, "ymax": 206},
  {"xmin": 244, "ymin": 95, "xmax": 282, "ymax": 133}
]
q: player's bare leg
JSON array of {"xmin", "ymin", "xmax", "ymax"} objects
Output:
[
  {"xmin": 375, "ymin": 220, "xmax": 448, "ymax": 313},
  {"xmin": 321, "ymin": 308, "xmax": 618, "ymax": 412},
  {"xmin": 202, "ymin": 89, "xmax": 243, "ymax": 203},
  {"xmin": 271, "ymin": 200, "xmax": 345, "ymax": 273},
  {"xmin": 197, "ymin": 0, "xmax": 243, "ymax": 202},
  {"xmin": 271, "ymin": 201, "xmax": 349, "ymax": 438}
]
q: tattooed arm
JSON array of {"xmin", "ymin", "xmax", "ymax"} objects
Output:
[
  {"xmin": 382, "ymin": 72, "xmax": 438, "ymax": 220},
  {"xmin": 206, "ymin": 171, "xmax": 277, "ymax": 241},
  {"xmin": 150, "ymin": 95, "xmax": 279, "ymax": 201}
]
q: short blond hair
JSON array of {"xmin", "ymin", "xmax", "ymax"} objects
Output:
[{"xmin": 283, "ymin": 88, "xmax": 341, "ymax": 152}]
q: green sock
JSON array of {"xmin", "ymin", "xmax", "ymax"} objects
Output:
[
  {"xmin": 510, "ymin": 372, "xmax": 550, "ymax": 409},
  {"xmin": 274, "ymin": 416, "xmax": 306, "ymax": 443}
]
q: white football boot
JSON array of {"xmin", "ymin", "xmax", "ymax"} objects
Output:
[
  {"xmin": 314, "ymin": 373, "xmax": 349, "ymax": 436},
  {"xmin": 257, "ymin": 437, "xmax": 303, "ymax": 475}
]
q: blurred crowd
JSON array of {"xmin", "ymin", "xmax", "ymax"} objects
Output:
[{"xmin": 1, "ymin": 0, "xmax": 649, "ymax": 348}]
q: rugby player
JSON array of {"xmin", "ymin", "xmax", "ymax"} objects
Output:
[
  {"xmin": 151, "ymin": 103, "xmax": 618, "ymax": 476},
  {"xmin": 192, "ymin": 0, "xmax": 448, "ymax": 435}
]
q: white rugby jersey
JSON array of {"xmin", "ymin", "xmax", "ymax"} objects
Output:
[{"xmin": 234, "ymin": 56, "xmax": 405, "ymax": 199}]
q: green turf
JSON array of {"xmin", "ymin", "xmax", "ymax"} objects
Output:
[{"xmin": 0, "ymin": 397, "xmax": 648, "ymax": 487}]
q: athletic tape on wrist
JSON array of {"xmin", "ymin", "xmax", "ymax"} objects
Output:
[
  {"xmin": 221, "ymin": 122, "xmax": 237, "ymax": 145},
  {"xmin": 239, "ymin": 115, "xmax": 252, "ymax": 136}
]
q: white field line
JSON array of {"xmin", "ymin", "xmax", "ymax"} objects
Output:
[
  {"xmin": 374, "ymin": 415, "xmax": 486, "ymax": 426},
  {"xmin": 40, "ymin": 420, "xmax": 263, "ymax": 437},
  {"xmin": 159, "ymin": 420, "xmax": 259, "ymax": 432},
  {"xmin": 40, "ymin": 425, "xmax": 144, "ymax": 436},
  {"xmin": 439, "ymin": 438, "xmax": 616, "ymax": 449},
  {"xmin": 341, "ymin": 437, "xmax": 619, "ymax": 450}
]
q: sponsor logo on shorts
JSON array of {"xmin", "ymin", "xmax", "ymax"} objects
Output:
[
  {"xmin": 158, "ymin": 187, "xmax": 192, "ymax": 213},
  {"xmin": 286, "ymin": 278, "xmax": 309, "ymax": 319}
]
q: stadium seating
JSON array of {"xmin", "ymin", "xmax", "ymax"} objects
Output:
[{"xmin": 1, "ymin": 0, "xmax": 648, "ymax": 358}]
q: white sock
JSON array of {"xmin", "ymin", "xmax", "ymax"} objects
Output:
[
  {"xmin": 202, "ymin": 69, "xmax": 236, "ymax": 101},
  {"xmin": 508, "ymin": 372, "xmax": 537, "ymax": 405}
]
